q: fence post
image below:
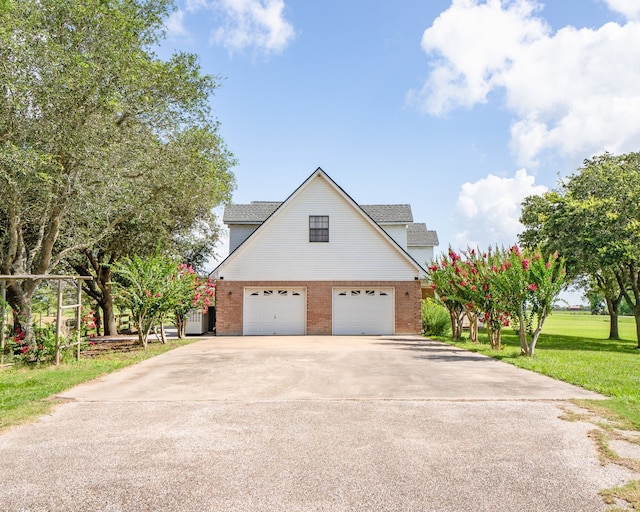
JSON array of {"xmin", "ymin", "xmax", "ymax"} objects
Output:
[
  {"xmin": 76, "ymin": 279, "xmax": 82, "ymax": 361},
  {"xmin": 0, "ymin": 282, "xmax": 6, "ymax": 365},
  {"xmin": 55, "ymin": 280, "xmax": 63, "ymax": 366}
]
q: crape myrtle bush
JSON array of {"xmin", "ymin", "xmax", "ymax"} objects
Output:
[{"xmin": 426, "ymin": 245, "xmax": 565, "ymax": 355}]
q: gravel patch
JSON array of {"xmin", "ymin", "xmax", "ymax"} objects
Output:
[{"xmin": 0, "ymin": 400, "xmax": 635, "ymax": 512}]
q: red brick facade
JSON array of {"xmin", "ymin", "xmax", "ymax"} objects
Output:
[{"xmin": 215, "ymin": 280, "xmax": 421, "ymax": 336}]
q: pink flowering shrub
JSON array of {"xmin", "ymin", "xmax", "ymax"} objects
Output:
[
  {"xmin": 426, "ymin": 245, "xmax": 565, "ymax": 355},
  {"xmin": 172, "ymin": 264, "xmax": 216, "ymax": 339}
]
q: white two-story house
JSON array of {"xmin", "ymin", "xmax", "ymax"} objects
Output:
[{"xmin": 211, "ymin": 168, "xmax": 438, "ymax": 336}]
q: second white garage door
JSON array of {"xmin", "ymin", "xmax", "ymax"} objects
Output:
[
  {"xmin": 244, "ymin": 288, "xmax": 306, "ymax": 335},
  {"xmin": 332, "ymin": 288, "xmax": 394, "ymax": 335}
]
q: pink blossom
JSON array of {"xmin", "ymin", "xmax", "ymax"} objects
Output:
[
  {"xmin": 522, "ymin": 259, "xmax": 530, "ymax": 270},
  {"xmin": 527, "ymin": 283, "xmax": 538, "ymax": 292},
  {"xmin": 429, "ymin": 265, "xmax": 438, "ymax": 271}
]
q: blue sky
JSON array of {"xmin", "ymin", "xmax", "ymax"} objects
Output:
[{"xmin": 160, "ymin": 0, "xmax": 640, "ymax": 301}]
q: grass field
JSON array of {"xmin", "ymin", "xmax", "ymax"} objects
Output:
[
  {"xmin": 0, "ymin": 339, "xmax": 198, "ymax": 431},
  {"xmin": 442, "ymin": 312, "xmax": 640, "ymax": 508},
  {"xmin": 441, "ymin": 312, "xmax": 640, "ymax": 429}
]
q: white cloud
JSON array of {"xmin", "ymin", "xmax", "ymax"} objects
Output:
[
  {"xmin": 454, "ymin": 169, "xmax": 547, "ymax": 248},
  {"xmin": 410, "ymin": 0, "xmax": 640, "ymax": 165},
  {"xmin": 604, "ymin": 0, "xmax": 640, "ymax": 20},
  {"xmin": 166, "ymin": 9, "xmax": 191, "ymax": 40},
  {"xmin": 211, "ymin": 0, "xmax": 295, "ymax": 55}
]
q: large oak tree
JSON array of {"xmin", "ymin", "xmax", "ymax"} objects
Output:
[
  {"xmin": 0, "ymin": 0, "xmax": 235, "ymax": 343},
  {"xmin": 520, "ymin": 152, "xmax": 640, "ymax": 347}
]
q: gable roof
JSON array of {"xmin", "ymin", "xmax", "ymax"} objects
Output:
[
  {"xmin": 213, "ymin": 167, "xmax": 424, "ymax": 277},
  {"xmin": 223, "ymin": 202, "xmax": 413, "ymax": 225},
  {"xmin": 408, "ymin": 223, "xmax": 439, "ymax": 246}
]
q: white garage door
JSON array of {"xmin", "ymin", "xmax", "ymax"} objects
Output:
[
  {"xmin": 332, "ymin": 288, "xmax": 394, "ymax": 335},
  {"xmin": 244, "ymin": 288, "xmax": 306, "ymax": 335}
]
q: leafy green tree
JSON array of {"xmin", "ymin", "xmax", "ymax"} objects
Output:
[
  {"xmin": 169, "ymin": 264, "xmax": 215, "ymax": 339},
  {"xmin": 0, "ymin": 0, "xmax": 234, "ymax": 344},
  {"xmin": 427, "ymin": 249, "xmax": 466, "ymax": 340},
  {"xmin": 521, "ymin": 152, "xmax": 640, "ymax": 347},
  {"xmin": 519, "ymin": 153, "xmax": 634, "ymax": 340},
  {"xmin": 68, "ymin": 127, "xmax": 234, "ymax": 336},
  {"xmin": 583, "ymin": 285, "xmax": 606, "ymax": 315},
  {"xmin": 493, "ymin": 246, "xmax": 566, "ymax": 356},
  {"xmin": 428, "ymin": 248, "xmax": 510, "ymax": 348},
  {"xmin": 111, "ymin": 254, "xmax": 177, "ymax": 348},
  {"xmin": 429, "ymin": 245, "xmax": 565, "ymax": 355}
]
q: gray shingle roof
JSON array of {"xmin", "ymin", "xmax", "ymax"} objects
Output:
[
  {"xmin": 223, "ymin": 202, "xmax": 281, "ymax": 223},
  {"xmin": 407, "ymin": 223, "xmax": 439, "ymax": 246},
  {"xmin": 361, "ymin": 204, "xmax": 413, "ymax": 223},
  {"xmin": 223, "ymin": 202, "xmax": 413, "ymax": 224}
]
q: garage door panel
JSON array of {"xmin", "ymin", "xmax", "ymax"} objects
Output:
[
  {"xmin": 332, "ymin": 288, "xmax": 394, "ymax": 335},
  {"xmin": 244, "ymin": 288, "xmax": 306, "ymax": 335}
]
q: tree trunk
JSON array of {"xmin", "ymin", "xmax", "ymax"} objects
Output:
[
  {"xmin": 93, "ymin": 307, "xmax": 102, "ymax": 337},
  {"xmin": 175, "ymin": 313, "xmax": 186, "ymax": 339},
  {"xmin": 101, "ymin": 290, "xmax": 117, "ymax": 336},
  {"xmin": 486, "ymin": 325, "xmax": 501, "ymax": 350},
  {"xmin": 6, "ymin": 282, "xmax": 36, "ymax": 348},
  {"xmin": 449, "ymin": 307, "xmax": 464, "ymax": 340},
  {"xmin": 93, "ymin": 263, "xmax": 117, "ymax": 336},
  {"xmin": 605, "ymin": 297, "xmax": 620, "ymax": 340},
  {"xmin": 466, "ymin": 311, "xmax": 478, "ymax": 343},
  {"xmin": 518, "ymin": 310, "xmax": 529, "ymax": 356},
  {"xmin": 75, "ymin": 253, "xmax": 118, "ymax": 336}
]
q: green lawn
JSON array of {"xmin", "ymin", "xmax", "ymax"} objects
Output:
[
  {"xmin": 0, "ymin": 339, "xmax": 198, "ymax": 431},
  {"xmin": 440, "ymin": 312, "xmax": 640, "ymax": 429}
]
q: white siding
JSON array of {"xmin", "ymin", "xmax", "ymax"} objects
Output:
[
  {"xmin": 408, "ymin": 247, "xmax": 434, "ymax": 273},
  {"xmin": 185, "ymin": 309, "xmax": 208, "ymax": 335},
  {"xmin": 216, "ymin": 175, "xmax": 420, "ymax": 281},
  {"xmin": 379, "ymin": 224, "xmax": 407, "ymax": 249},
  {"xmin": 229, "ymin": 225, "xmax": 260, "ymax": 253}
]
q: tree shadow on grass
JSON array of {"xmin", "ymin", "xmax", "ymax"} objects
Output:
[{"xmin": 502, "ymin": 332, "xmax": 638, "ymax": 354}]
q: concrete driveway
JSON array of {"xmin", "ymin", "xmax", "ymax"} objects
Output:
[{"xmin": 0, "ymin": 336, "xmax": 633, "ymax": 511}]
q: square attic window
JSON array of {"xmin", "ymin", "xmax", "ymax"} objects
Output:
[{"xmin": 309, "ymin": 215, "xmax": 329, "ymax": 242}]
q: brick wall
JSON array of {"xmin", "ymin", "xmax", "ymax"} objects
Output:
[{"xmin": 215, "ymin": 280, "xmax": 421, "ymax": 336}]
